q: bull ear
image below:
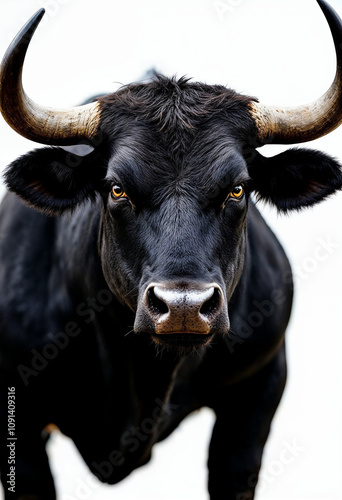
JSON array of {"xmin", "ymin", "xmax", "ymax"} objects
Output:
[
  {"xmin": 249, "ymin": 148, "xmax": 342, "ymax": 212},
  {"xmin": 4, "ymin": 146, "xmax": 106, "ymax": 216}
]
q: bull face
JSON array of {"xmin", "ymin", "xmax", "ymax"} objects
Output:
[
  {"xmin": 98, "ymin": 108, "xmax": 251, "ymax": 350},
  {"xmin": 2, "ymin": 8, "xmax": 342, "ymax": 354},
  {"xmin": 92, "ymin": 80, "xmax": 257, "ymax": 352}
]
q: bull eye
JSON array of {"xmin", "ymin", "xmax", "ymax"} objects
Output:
[
  {"xmin": 111, "ymin": 185, "xmax": 128, "ymax": 200},
  {"xmin": 229, "ymin": 185, "xmax": 244, "ymax": 201}
]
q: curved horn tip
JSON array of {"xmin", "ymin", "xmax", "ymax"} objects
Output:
[
  {"xmin": 32, "ymin": 8, "xmax": 46, "ymax": 19},
  {"xmin": 0, "ymin": 9, "xmax": 46, "ymax": 70},
  {"xmin": 316, "ymin": 0, "xmax": 342, "ymax": 34},
  {"xmin": 250, "ymin": 0, "xmax": 342, "ymax": 146},
  {"xmin": 14, "ymin": 8, "xmax": 46, "ymax": 41},
  {"xmin": 26, "ymin": 8, "xmax": 46, "ymax": 27},
  {"xmin": 16, "ymin": 8, "xmax": 46, "ymax": 42},
  {"xmin": 0, "ymin": 8, "xmax": 101, "ymax": 145},
  {"xmin": 316, "ymin": 0, "xmax": 332, "ymax": 11}
]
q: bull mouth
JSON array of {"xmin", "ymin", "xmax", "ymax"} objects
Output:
[{"xmin": 151, "ymin": 332, "xmax": 214, "ymax": 353}]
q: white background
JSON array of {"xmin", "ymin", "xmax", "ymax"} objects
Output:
[{"xmin": 1, "ymin": 0, "xmax": 342, "ymax": 499}]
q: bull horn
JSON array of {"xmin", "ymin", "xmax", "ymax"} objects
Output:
[
  {"xmin": 0, "ymin": 9, "xmax": 101, "ymax": 146},
  {"xmin": 249, "ymin": 0, "xmax": 342, "ymax": 145}
]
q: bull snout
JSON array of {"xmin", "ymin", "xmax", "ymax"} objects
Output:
[
  {"xmin": 148, "ymin": 284, "xmax": 221, "ymax": 334},
  {"xmin": 134, "ymin": 282, "xmax": 229, "ymax": 350}
]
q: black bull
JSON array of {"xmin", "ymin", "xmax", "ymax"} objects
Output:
[{"xmin": 0, "ymin": 2, "xmax": 342, "ymax": 499}]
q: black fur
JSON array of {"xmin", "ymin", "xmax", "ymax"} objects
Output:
[
  {"xmin": 1, "ymin": 75, "xmax": 341, "ymax": 500},
  {"xmin": 249, "ymin": 148, "xmax": 342, "ymax": 212},
  {"xmin": 4, "ymin": 147, "xmax": 107, "ymax": 216}
]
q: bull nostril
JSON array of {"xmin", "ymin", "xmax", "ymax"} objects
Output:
[
  {"xmin": 147, "ymin": 287, "xmax": 169, "ymax": 316},
  {"xmin": 199, "ymin": 288, "xmax": 221, "ymax": 317}
]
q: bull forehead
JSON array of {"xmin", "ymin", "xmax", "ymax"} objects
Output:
[
  {"xmin": 100, "ymin": 75, "xmax": 256, "ymax": 165},
  {"xmin": 105, "ymin": 130, "xmax": 249, "ymax": 204}
]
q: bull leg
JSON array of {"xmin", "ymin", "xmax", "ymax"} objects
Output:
[
  {"xmin": 207, "ymin": 345, "xmax": 286, "ymax": 500},
  {"xmin": 0, "ymin": 388, "xmax": 56, "ymax": 500}
]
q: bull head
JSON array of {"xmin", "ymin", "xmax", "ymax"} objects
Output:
[{"xmin": 1, "ymin": 1, "xmax": 342, "ymax": 354}]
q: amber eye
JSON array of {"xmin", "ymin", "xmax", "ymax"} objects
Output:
[
  {"xmin": 111, "ymin": 185, "xmax": 128, "ymax": 199},
  {"xmin": 229, "ymin": 185, "xmax": 244, "ymax": 200}
]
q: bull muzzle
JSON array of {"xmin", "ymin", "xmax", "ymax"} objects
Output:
[{"xmin": 134, "ymin": 282, "xmax": 229, "ymax": 349}]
